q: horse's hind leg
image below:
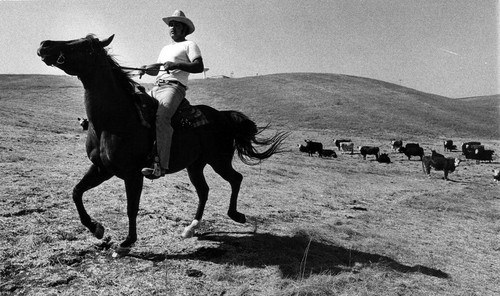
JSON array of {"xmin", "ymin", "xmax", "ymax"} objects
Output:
[
  {"xmin": 187, "ymin": 161, "xmax": 209, "ymax": 221},
  {"xmin": 183, "ymin": 161, "xmax": 209, "ymax": 238},
  {"xmin": 211, "ymin": 159, "xmax": 245, "ymax": 224},
  {"xmin": 73, "ymin": 164, "xmax": 112, "ymax": 239}
]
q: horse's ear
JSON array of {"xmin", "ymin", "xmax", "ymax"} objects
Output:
[{"xmin": 100, "ymin": 34, "xmax": 115, "ymax": 47}]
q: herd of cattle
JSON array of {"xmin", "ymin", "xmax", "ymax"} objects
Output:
[
  {"xmin": 298, "ymin": 138, "xmax": 498, "ymax": 181},
  {"xmin": 76, "ymin": 118, "xmax": 498, "ymax": 182}
]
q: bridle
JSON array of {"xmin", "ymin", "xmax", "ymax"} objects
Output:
[
  {"xmin": 56, "ymin": 51, "xmax": 65, "ymax": 65},
  {"xmin": 49, "ymin": 36, "xmax": 98, "ymax": 67}
]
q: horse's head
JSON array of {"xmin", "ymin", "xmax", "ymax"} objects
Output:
[{"xmin": 37, "ymin": 34, "xmax": 114, "ymax": 76}]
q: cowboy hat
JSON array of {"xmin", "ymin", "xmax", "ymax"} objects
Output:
[{"xmin": 162, "ymin": 10, "xmax": 195, "ymax": 35}]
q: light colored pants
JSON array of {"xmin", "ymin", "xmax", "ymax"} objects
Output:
[{"xmin": 150, "ymin": 83, "xmax": 186, "ymax": 169}]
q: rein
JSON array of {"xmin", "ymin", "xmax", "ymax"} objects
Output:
[
  {"xmin": 118, "ymin": 66, "xmax": 146, "ymax": 71},
  {"xmin": 49, "ymin": 36, "xmax": 167, "ymax": 78},
  {"xmin": 117, "ymin": 66, "xmax": 170, "ymax": 78}
]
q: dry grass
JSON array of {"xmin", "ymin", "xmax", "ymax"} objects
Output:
[{"xmin": 1, "ymin": 74, "xmax": 499, "ymax": 295}]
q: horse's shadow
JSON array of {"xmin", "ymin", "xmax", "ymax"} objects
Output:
[{"xmin": 131, "ymin": 231, "xmax": 449, "ymax": 279}]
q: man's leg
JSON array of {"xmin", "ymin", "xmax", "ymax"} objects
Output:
[{"xmin": 142, "ymin": 84, "xmax": 185, "ymax": 177}]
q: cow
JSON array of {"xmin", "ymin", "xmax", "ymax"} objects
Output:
[
  {"xmin": 464, "ymin": 145, "xmax": 485, "ymax": 160},
  {"xmin": 399, "ymin": 143, "xmax": 424, "ymax": 160},
  {"xmin": 339, "ymin": 142, "xmax": 354, "ymax": 154},
  {"xmin": 297, "ymin": 144, "xmax": 308, "ymax": 153},
  {"xmin": 462, "ymin": 143, "xmax": 487, "ymax": 160},
  {"xmin": 358, "ymin": 146, "xmax": 380, "ymax": 160},
  {"xmin": 493, "ymin": 169, "xmax": 500, "ymax": 182},
  {"xmin": 333, "ymin": 139, "xmax": 352, "ymax": 150},
  {"xmin": 443, "ymin": 140, "xmax": 457, "ymax": 152},
  {"xmin": 422, "ymin": 154, "xmax": 461, "ymax": 180},
  {"xmin": 304, "ymin": 140, "xmax": 323, "ymax": 157},
  {"xmin": 321, "ymin": 149, "xmax": 337, "ymax": 158},
  {"xmin": 462, "ymin": 141, "xmax": 481, "ymax": 156},
  {"xmin": 391, "ymin": 140, "xmax": 403, "ymax": 152},
  {"xmin": 77, "ymin": 117, "xmax": 89, "ymax": 131},
  {"xmin": 378, "ymin": 153, "xmax": 391, "ymax": 163},
  {"xmin": 470, "ymin": 148, "xmax": 494, "ymax": 164}
]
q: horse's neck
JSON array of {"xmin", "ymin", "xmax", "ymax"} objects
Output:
[{"xmin": 81, "ymin": 70, "xmax": 132, "ymax": 127}]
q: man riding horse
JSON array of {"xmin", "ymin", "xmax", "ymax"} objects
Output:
[
  {"xmin": 140, "ymin": 10, "xmax": 204, "ymax": 179},
  {"xmin": 37, "ymin": 10, "xmax": 287, "ymax": 256}
]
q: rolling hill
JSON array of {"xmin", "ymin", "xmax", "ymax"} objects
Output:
[
  {"xmin": 1, "ymin": 73, "xmax": 498, "ymax": 140},
  {"xmin": 187, "ymin": 73, "xmax": 499, "ymax": 139}
]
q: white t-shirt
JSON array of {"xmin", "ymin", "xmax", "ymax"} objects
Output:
[{"xmin": 156, "ymin": 40, "xmax": 202, "ymax": 87}]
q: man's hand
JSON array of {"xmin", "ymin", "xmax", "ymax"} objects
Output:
[
  {"xmin": 163, "ymin": 61, "xmax": 176, "ymax": 73},
  {"xmin": 139, "ymin": 63, "xmax": 163, "ymax": 78}
]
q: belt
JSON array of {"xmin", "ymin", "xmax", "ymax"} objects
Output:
[{"xmin": 155, "ymin": 79, "xmax": 186, "ymax": 88}]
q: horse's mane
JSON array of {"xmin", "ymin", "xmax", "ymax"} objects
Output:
[
  {"xmin": 107, "ymin": 55, "xmax": 139, "ymax": 95},
  {"xmin": 87, "ymin": 34, "xmax": 139, "ymax": 95}
]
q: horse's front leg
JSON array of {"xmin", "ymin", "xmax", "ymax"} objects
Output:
[
  {"xmin": 113, "ymin": 173, "xmax": 143, "ymax": 256},
  {"xmin": 73, "ymin": 164, "xmax": 112, "ymax": 239}
]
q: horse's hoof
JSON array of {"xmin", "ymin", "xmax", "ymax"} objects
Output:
[
  {"xmin": 93, "ymin": 223, "xmax": 105, "ymax": 239},
  {"xmin": 181, "ymin": 228, "xmax": 195, "ymax": 239},
  {"xmin": 112, "ymin": 246, "xmax": 131, "ymax": 258},
  {"xmin": 228, "ymin": 212, "xmax": 246, "ymax": 224},
  {"xmin": 181, "ymin": 220, "xmax": 199, "ymax": 239}
]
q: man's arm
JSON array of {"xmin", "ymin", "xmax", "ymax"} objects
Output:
[
  {"xmin": 164, "ymin": 57, "xmax": 204, "ymax": 73},
  {"xmin": 140, "ymin": 63, "xmax": 163, "ymax": 76}
]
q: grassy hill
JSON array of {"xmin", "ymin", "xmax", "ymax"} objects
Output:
[
  {"xmin": 1, "ymin": 73, "xmax": 497, "ymax": 140},
  {"xmin": 188, "ymin": 73, "xmax": 499, "ymax": 139}
]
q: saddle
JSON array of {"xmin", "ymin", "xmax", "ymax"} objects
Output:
[{"xmin": 133, "ymin": 85, "xmax": 209, "ymax": 130}]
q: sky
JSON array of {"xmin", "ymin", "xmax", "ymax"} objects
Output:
[{"xmin": 0, "ymin": 0, "xmax": 498, "ymax": 98}]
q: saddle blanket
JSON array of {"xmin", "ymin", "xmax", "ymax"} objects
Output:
[{"xmin": 173, "ymin": 99, "xmax": 209, "ymax": 129}]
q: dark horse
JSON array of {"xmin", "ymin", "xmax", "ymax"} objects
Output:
[{"xmin": 37, "ymin": 34, "xmax": 287, "ymax": 255}]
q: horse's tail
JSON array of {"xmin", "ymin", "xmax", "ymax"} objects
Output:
[{"xmin": 223, "ymin": 111, "xmax": 289, "ymax": 165}]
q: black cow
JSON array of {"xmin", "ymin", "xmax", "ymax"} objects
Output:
[
  {"xmin": 463, "ymin": 144, "xmax": 484, "ymax": 160},
  {"xmin": 399, "ymin": 143, "xmax": 424, "ymax": 160},
  {"xmin": 333, "ymin": 139, "xmax": 352, "ymax": 150},
  {"xmin": 378, "ymin": 153, "xmax": 391, "ymax": 163},
  {"xmin": 443, "ymin": 140, "xmax": 457, "ymax": 152},
  {"xmin": 462, "ymin": 141, "xmax": 481, "ymax": 156},
  {"xmin": 297, "ymin": 144, "xmax": 308, "ymax": 153},
  {"xmin": 77, "ymin": 117, "xmax": 89, "ymax": 131},
  {"xmin": 321, "ymin": 149, "xmax": 337, "ymax": 158},
  {"xmin": 358, "ymin": 146, "xmax": 380, "ymax": 160},
  {"xmin": 422, "ymin": 154, "xmax": 460, "ymax": 180},
  {"xmin": 304, "ymin": 140, "xmax": 323, "ymax": 157},
  {"xmin": 470, "ymin": 148, "xmax": 494, "ymax": 164},
  {"xmin": 391, "ymin": 140, "xmax": 403, "ymax": 152}
]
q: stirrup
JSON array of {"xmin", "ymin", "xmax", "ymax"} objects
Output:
[{"xmin": 142, "ymin": 161, "xmax": 162, "ymax": 178}]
